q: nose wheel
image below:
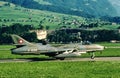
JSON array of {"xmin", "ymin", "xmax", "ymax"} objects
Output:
[{"xmin": 91, "ymin": 52, "xmax": 95, "ymax": 59}]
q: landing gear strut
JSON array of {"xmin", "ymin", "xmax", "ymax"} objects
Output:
[{"xmin": 91, "ymin": 52, "xmax": 95, "ymax": 59}]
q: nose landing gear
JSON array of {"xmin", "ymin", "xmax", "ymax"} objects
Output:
[{"xmin": 91, "ymin": 52, "xmax": 95, "ymax": 59}]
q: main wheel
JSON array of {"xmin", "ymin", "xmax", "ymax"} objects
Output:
[
  {"xmin": 56, "ymin": 57, "xmax": 65, "ymax": 60},
  {"xmin": 59, "ymin": 58, "xmax": 65, "ymax": 60}
]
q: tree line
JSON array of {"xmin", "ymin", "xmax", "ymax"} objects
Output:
[
  {"xmin": 0, "ymin": 23, "xmax": 37, "ymax": 44},
  {"xmin": 100, "ymin": 16, "xmax": 120, "ymax": 24},
  {"xmin": 47, "ymin": 29, "xmax": 120, "ymax": 43},
  {"xmin": 0, "ymin": 23, "xmax": 120, "ymax": 44}
]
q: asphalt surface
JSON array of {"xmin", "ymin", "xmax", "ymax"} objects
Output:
[{"xmin": 0, "ymin": 57, "xmax": 120, "ymax": 63}]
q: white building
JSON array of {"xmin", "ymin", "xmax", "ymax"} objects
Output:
[{"xmin": 30, "ymin": 30, "xmax": 47, "ymax": 40}]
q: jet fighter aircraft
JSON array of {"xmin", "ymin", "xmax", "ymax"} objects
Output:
[
  {"xmin": 11, "ymin": 35, "xmax": 87, "ymax": 60},
  {"xmin": 11, "ymin": 35, "xmax": 104, "ymax": 60}
]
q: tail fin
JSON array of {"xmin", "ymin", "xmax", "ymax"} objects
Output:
[{"xmin": 11, "ymin": 34, "xmax": 33, "ymax": 46}]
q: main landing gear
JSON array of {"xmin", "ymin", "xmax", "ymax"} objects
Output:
[{"xmin": 56, "ymin": 57, "xmax": 65, "ymax": 60}]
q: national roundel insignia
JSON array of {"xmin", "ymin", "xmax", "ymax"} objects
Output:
[{"xmin": 18, "ymin": 39, "xmax": 24, "ymax": 44}]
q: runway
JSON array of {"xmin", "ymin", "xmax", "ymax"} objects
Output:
[
  {"xmin": 68, "ymin": 57, "xmax": 120, "ymax": 61},
  {"xmin": 0, "ymin": 57, "xmax": 120, "ymax": 63}
]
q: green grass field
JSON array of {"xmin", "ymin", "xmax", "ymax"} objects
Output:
[
  {"xmin": 0, "ymin": 43, "xmax": 120, "ymax": 78},
  {"xmin": 0, "ymin": 4, "xmax": 85, "ymax": 29},
  {"xmin": 92, "ymin": 25, "xmax": 120, "ymax": 30},
  {"xmin": 0, "ymin": 62, "xmax": 120, "ymax": 78}
]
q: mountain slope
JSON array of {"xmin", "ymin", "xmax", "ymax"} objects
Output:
[
  {"xmin": 0, "ymin": 0, "xmax": 118, "ymax": 17},
  {"xmin": 108, "ymin": 0, "xmax": 120, "ymax": 16},
  {"xmin": 0, "ymin": 0, "xmax": 93, "ymax": 18},
  {"xmin": 0, "ymin": 1, "xmax": 85, "ymax": 29},
  {"xmin": 43, "ymin": 0, "xmax": 117, "ymax": 16}
]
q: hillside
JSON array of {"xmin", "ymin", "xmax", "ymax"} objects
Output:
[
  {"xmin": 0, "ymin": 1, "xmax": 120, "ymax": 30},
  {"xmin": 0, "ymin": 1, "xmax": 85, "ymax": 29},
  {"xmin": 0, "ymin": 0, "xmax": 117, "ymax": 17},
  {"xmin": 43, "ymin": 0, "xmax": 117, "ymax": 16},
  {"xmin": 108, "ymin": 0, "xmax": 120, "ymax": 16}
]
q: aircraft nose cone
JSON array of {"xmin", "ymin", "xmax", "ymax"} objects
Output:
[{"xmin": 97, "ymin": 45, "xmax": 105, "ymax": 50}]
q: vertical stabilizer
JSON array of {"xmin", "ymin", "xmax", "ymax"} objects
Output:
[{"xmin": 11, "ymin": 35, "xmax": 33, "ymax": 46}]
